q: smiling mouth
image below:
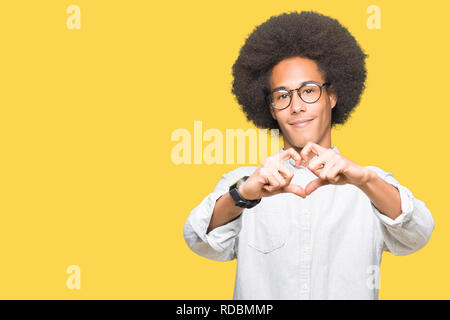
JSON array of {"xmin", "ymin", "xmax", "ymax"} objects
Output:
[{"xmin": 289, "ymin": 119, "xmax": 314, "ymax": 128}]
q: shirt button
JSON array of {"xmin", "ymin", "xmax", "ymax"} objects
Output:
[
  {"xmin": 302, "ymin": 284, "xmax": 308, "ymax": 290},
  {"xmin": 303, "ymin": 246, "xmax": 310, "ymax": 253}
]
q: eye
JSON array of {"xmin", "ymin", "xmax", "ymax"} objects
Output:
[
  {"xmin": 273, "ymin": 91, "xmax": 290, "ymax": 100},
  {"xmin": 301, "ymin": 85, "xmax": 319, "ymax": 95}
]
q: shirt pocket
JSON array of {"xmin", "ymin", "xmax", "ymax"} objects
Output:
[{"xmin": 246, "ymin": 208, "xmax": 290, "ymax": 254}]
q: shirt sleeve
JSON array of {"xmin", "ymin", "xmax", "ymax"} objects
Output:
[
  {"xmin": 366, "ymin": 166, "xmax": 435, "ymax": 256},
  {"xmin": 183, "ymin": 167, "xmax": 254, "ymax": 261}
]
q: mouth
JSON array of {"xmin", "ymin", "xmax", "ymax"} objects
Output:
[{"xmin": 289, "ymin": 118, "xmax": 314, "ymax": 128}]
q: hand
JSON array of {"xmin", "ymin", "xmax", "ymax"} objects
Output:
[
  {"xmin": 238, "ymin": 148, "xmax": 307, "ymax": 199},
  {"xmin": 299, "ymin": 142, "xmax": 371, "ymax": 195}
]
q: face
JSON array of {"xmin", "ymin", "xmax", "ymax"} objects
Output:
[{"xmin": 269, "ymin": 56, "xmax": 337, "ymax": 150}]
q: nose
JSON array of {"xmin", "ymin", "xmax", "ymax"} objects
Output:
[{"xmin": 290, "ymin": 90, "xmax": 307, "ymax": 113}]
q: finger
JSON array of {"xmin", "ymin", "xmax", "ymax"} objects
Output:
[
  {"xmin": 278, "ymin": 164, "xmax": 294, "ymax": 184},
  {"xmin": 304, "ymin": 178, "xmax": 329, "ymax": 195},
  {"xmin": 272, "ymin": 171, "xmax": 287, "ymax": 187},
  {"xmin": 308, "ymin": 150, "xmax": 336, "ymax": 172},
  {"xmin": 278, "ymin": 148, "xmax": 302, "ymax": 168},
  {"xmin": 300, "ymin": 142, "xmax": 326, "ymax": 164},
  {"xmin": 263, "ymin": 173, "xmax": 282, "ymax": 193},
  {"xmin": 318, "ymin": 160, "xmax": 337, "ymax": 181},
  {"xmin": 322, "ymin": 161, "xmax": 344, "ymax": 184},
  {"xmin": 308, "ymin": 157, "xmax": 326, "ymax": 172},
  {"xmin": 282, "ymin": 183, "xmax": 306, "ymax": 198}
]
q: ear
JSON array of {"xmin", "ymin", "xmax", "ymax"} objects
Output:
[
  {"xmin": 328, "ymin": 85, "xmax": 338, "ymax": 110},
  {"xmin": 269, "ymin": 104, "xmax": 277, "ymax": 120}
]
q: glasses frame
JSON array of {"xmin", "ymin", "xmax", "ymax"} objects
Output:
[{"xmin": 268, "ymin": 81, "xmax": 330, "ymax": 110}]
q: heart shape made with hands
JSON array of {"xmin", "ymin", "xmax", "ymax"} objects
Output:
[{"xmin": 274, "ymin": 142, "xmax": 359, "ymax": 198}]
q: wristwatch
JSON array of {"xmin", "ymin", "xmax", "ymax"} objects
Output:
[{"xmin": 229, "ymin": 176, "xmax": 261, "ymax": 209}]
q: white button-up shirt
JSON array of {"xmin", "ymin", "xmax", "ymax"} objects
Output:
[{"xmin": 183, "ymin": 146, "xmax": 434, "ymax": 299}]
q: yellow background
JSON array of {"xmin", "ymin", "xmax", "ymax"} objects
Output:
[{"xmin": 0, "ymin": 0, "xmax": 447, "ymax": 299}]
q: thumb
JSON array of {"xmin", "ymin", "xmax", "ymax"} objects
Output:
[
  {"xmin": 281, "ymin": 183, "xmax": 306, "ymax": 198},
  {"xmin": 305, "ymin": 178, "xmax": 329, "ymax": 195}
]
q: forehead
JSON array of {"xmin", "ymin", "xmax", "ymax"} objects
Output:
[{"xmin": 270, "ymin": 56, "xmax": 324, "ymax": 89}]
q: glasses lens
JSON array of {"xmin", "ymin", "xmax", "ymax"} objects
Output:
[
  {"xmin": 271, "ymin": 90, "xmax": 291, "ymax": 109},
  {"xmin": 300, "ymin": 84, "xmax": 321, "ymax": 103}
]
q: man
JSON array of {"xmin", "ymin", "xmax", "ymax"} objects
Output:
[{"xmin": 183, "ymin": 11, "xmax": 434, "ymax": 299}]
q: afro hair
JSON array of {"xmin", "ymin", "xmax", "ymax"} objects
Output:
[{"xmin": 231, "ymin": 11, "xmax": 367, "ymax": 130}]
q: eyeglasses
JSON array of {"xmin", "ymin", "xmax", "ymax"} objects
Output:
[{"xmin": 268, "ymin": 81, "xmax": 330, "ymax": 110}]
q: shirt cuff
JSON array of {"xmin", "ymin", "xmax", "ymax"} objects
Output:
[
  {"xmin": 371, "ymin": 180, "xmax": 415, "ymax": 228},
  {"xmin": 189, "ymin": 191, "xmax": 243, "ymax": 252}
]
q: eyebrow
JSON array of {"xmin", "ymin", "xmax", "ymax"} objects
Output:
[{"xmin": 271, "ymin": 81, "xmax": 319, "ymax": 92}]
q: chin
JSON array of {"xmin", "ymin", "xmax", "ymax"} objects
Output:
[
  {"xmin": 291, "ymin": 133, "xmax": 311, "ymax": 145},
  {"xmin": 287, "ymin": 138, "xmax": 307, "ymax": 149},
  {"xmin": 282, "ymin": 127, "xmax": 315, "ymax": 148}
]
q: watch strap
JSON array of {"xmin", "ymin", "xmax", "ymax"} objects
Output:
[{"xmin": 229, "ymin": 176, "xmax": 261, "ymax": 208}]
